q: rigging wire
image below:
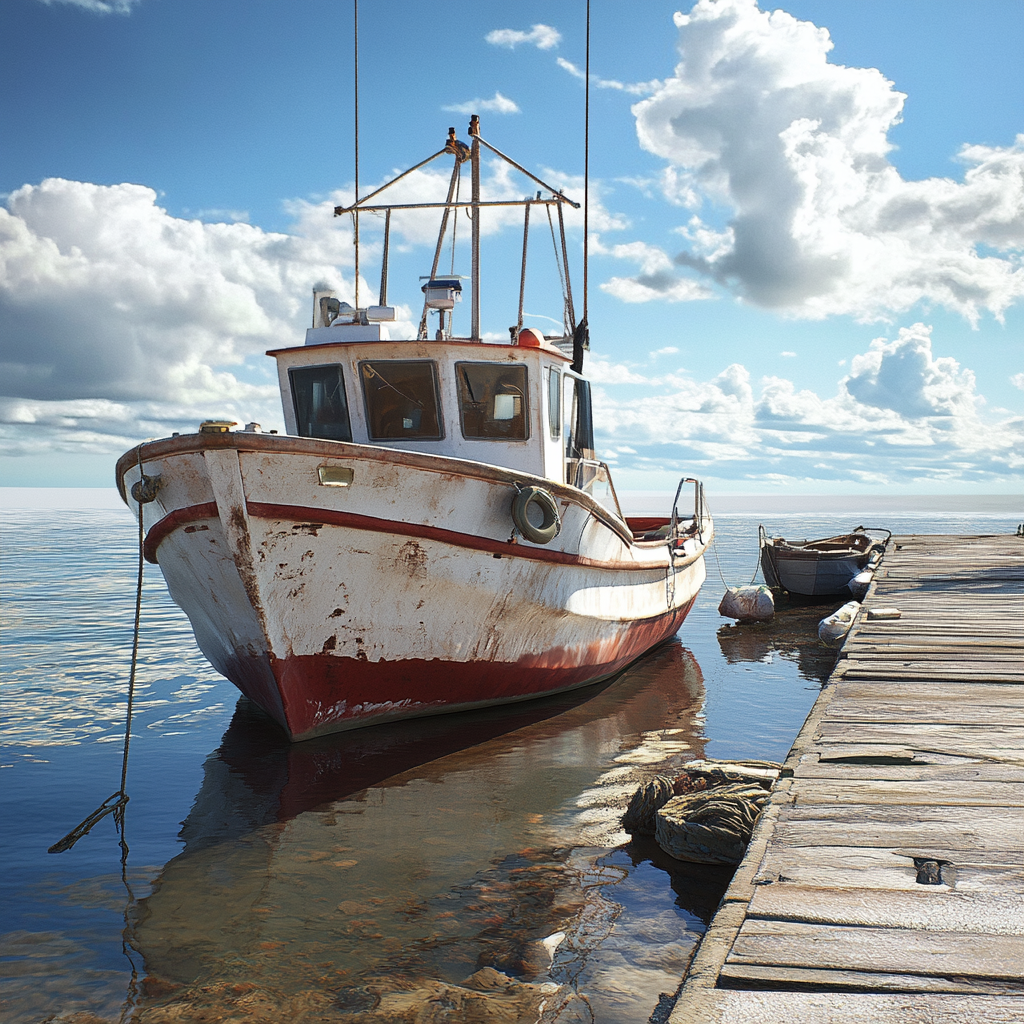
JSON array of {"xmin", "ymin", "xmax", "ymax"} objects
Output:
[
  {"xmin": 583, "ymin": 0, "xmax": 590, "ymax": 325},
  {"xmin": 353, "ymin": 0, "xmax": 360, "ymax": 309}
]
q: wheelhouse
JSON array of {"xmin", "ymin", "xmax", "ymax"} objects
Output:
[{"xmin": 267, "ymin": 116, "xmax": 622, "ymax": 521}]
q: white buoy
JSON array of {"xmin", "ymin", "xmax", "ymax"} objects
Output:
[{"xmin": 818, "ymin": 600, "xmax": 860, "ymax": 645}]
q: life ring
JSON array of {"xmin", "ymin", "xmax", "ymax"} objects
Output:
[{"xmin": 511, "ymin": 486, "xmax": 561, "ymax": 544}]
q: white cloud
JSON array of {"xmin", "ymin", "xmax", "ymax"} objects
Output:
[
  {"xmin": 193, "ymin": 208, "xmax": 250, "ymax": 224},
  {"xmin": 556, "ymin": 58, "xmax": 660, "ymax": 97},
  {"xmin": 591, "ymin": 323, "xmax": 1023, "ymax": 485},
  {"xmin": 0, "ymin": 179, "xmax": 379, "ymax": 453},
  {"xmin": 485, "ymin": 25, "xmax": 561, "ymax": 50},
  {"xmin": 626, "ymin": 0, "xmax": 1024, "ymax": 322},
  {"xmin": 593, "ymin": 239, "xmax": 713, "ymax": 302},
  {"xmin": 1011, "ymin": 372, "xmax": 1024, "ymax": 391},
  {"xmin": 443, "ymin": 92, "xmax": 520, "ymax": 116},
  {"xmin": 37, "ymin": 0, "xmax": 140, "ymax": 11},
  {"xmin": 780, "ymin": 351, "xmax": 796, "ymax": 357}
]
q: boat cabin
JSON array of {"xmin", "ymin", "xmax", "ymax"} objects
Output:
[
  {"xmin": 267, "ymin": 324, "xmax": 615, "ymax": 510},
  {"xmin": 267, "ymin": 117, "xmax": 622, "ymax": 520}
]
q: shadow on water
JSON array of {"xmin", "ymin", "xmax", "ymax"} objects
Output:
[{"xmin": 127, "ymin": 640, "xmax": 731, "ymax": 1023}]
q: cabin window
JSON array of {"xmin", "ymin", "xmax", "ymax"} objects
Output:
[
  {"xmin": 563, "ymin": 376, "xmax": 596, "ymax": 483},
  {"xmin": 289, "ymin": 364, "xmax": 352, "ymax": 442},
  {"xmin": 455, "ymin": 363, "xmax": 529, "ymax": 440},
  {"xmin": 548, "ymin": 367, "xmax": 560, "ymax": 439},
  {"xmin": 360, "ymin": 360, "xmax": 443, "ymax": 440}
]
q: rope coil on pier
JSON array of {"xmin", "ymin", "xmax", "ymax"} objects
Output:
[{"xmin": 622, "ymin": 759, "xmax": 781, "ymax": 865}]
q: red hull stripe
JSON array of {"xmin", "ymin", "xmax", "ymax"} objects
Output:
[
  {"xmin": 144, "ymin": 501, "xmax": 670, "ymax": 572},
  {"xmin": 269, "ymin": 599, "xmax": 696, "ymax": 740},
  {"xmin": 144, "ymin": 502, "xmax": 218, "ymax": 562}
]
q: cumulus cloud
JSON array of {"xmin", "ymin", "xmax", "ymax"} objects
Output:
[
  {"xmin": 594, "ymin": 239, "xmax": 714, "ymax": 302},
  {"xmin": 485, "ymin": 25, "xmax": 561, "ymax": 50},
  {"xmin": 556, "ymin": 58, "xmax": 661, "ymax": 97},
  {"xmin": 443, "ymin": 92, "xmax": 520, "ymax": 116},
  {"xmin": 1011, "ymin": 373, "xmax": 1024, "ymax": 391},
  {"xmin": 592, "ymin": 323, "xmax": 1023, "ymax": 485},
  {"xmin": 0, "ymin": 179, "xmax": 386, "ymax": 454},
  {"xmin": 623, "ymin": 0, "xmax": 1024, "ymax": 322}
]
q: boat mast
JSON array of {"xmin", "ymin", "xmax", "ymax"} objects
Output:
[{"xmin": 469, "ymin": 114, "xmax": 481, "ymax": 341}]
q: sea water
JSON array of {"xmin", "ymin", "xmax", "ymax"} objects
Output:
[{"xmin": 1, "ymin": 490, "xmax": 1019, "ymax": 1022}]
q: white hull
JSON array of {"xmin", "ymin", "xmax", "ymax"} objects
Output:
[{"xmin": 118, "ymin": 433, "xmax": 710, "ymax": 740}]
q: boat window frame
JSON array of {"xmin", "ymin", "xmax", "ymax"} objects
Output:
[
  {"xmin": 454, "ymin": 361, "xmax": 530, "ymax": 442},
  {"xmin": 548, "ymin": 366, "xmax": 560, "ymax": 440},
  {"xmin": 358, "ymin": 358, "xmax": 445, "ymax": 442},
  {"xmin": 288, "ymin": 363, "xmax": 353, "ymax": 443}
]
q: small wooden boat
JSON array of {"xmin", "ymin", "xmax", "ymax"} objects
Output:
[{"xmin": 759, "ymin": 526, "xmax": 890, "ymax": 598}]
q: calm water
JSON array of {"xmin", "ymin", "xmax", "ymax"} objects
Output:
[{"xmin": 1, "ymin": 492, "xmax": 1019, "ymax": 1022}]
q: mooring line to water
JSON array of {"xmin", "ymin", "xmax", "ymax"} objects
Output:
[
  {"xmin": 709, "ymin": 531, "xmax": 762, "ymax": 592},
  {"xmin": 49, "ymin": 452, "xmax": 152, "ymax": 854}
]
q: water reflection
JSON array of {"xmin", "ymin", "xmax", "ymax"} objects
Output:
[
  {"xmin": 715, "ymin": 595, "xmax": 844, "ymax": 685},
  {"xmin": 130, "ymin": 641, "xmax": 726, "ymax": 1023}
]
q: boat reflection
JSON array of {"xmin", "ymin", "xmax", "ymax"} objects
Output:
[{"xmin": 131, "ymin": 641, "xmax": 721, "ymax": 1022}]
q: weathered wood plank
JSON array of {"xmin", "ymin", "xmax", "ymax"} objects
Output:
[
  {"xmin": 771, "ymin": 819, "xmax": 1023, "ymax": 856},
  {"xmin": 821, "ymin": 702, "xmax": 1024, "ymax": 726},
  {"xmin": 670, "ymin": 990, "xmax": 1024, "ymax": 1024},
  {"xmin": 790, "ymin": 755, "xmax": 1024, "ymax": 783},
  {"xmin": 814, "ymin": 722, "xmax": 1024, "ymax": 752},
  {"xmin": 746, "ymin": 884, "xmax": 1024, "ymax": 935},
  {"xmin": 832, "ymin": 682, "xmax": 1024, "ymax": 703},
  {"xmin": 788, "ymin": 778, "xmax": 1024, "ymax": 806},
  {"xmin": 749, "ymin": 845, "xmax": 1024, "ymax": 893},
  {"xmin": 726, "ymin": 919, "xmax": 1024, "ymax": 980},
  {"xmin": 717, "ymin": 964, "xmax": 1024, "ymax": 996}
]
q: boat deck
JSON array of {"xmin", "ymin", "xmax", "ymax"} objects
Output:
[{"xmin": 671, "ymin": 533, "xmax": 1024, "ymax": 1023}]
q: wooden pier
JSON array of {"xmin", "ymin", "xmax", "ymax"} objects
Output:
[{"xmin": 671, "ymin": 533, "xmax": 1024, "ymax": 1023}]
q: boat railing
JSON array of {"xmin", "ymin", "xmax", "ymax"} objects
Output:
[
  {"xmin": 671, "ymin": 477, "xmax": 709, "ymax": 545},
  {"xmin": 566, "ymin": 458, "xmax": 624, "ymax": 522}
]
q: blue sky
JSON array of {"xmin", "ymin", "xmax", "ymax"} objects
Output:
[{"xmin": 1, "ymin": 0, "xmax": 1022, "ymax": 493}]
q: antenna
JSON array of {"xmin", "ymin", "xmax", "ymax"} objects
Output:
[{"xmin": 353, "ymin": 0, "xmax": 360, "ymax": 309}]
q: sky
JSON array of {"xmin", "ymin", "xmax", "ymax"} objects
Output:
[{"xmin": 1, "ymin": 0, "xmax": 1022, "ymax": 495}]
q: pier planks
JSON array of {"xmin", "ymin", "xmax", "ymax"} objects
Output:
[{"xmin": 671, "ymin": 534, "xmax": 1024, "ymax": 1023}]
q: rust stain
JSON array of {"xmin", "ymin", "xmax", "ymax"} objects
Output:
[
  {"xmin": 396, "ymin": 539, "xmax": 428, "ymax": 579},
  {"xmin": 183, "ymin": 524, "xmax": 209, "ymax": 534},
  {"xmin": 329, "ymin": 608, "xmax": 346, "ymax": 618},
  {"xmin": 321, "ymin": 635, "xmax": 337, "ymax": 653},
  {"xmin": 292, "ymin": 523, "xmax": 323, "ymax": 536}
]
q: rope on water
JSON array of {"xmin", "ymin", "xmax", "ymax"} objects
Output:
[{"xmin": 49, "ymin": 450, "xmax": 154, "ymax": 854}]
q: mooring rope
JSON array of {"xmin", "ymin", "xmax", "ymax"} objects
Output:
[
  {"xmin": 709, "ymin": 530, "xmax": 762, "ymax": 592},
  {"xmin": 49, "ymin": 451, "xmax": 152, "ymax": 854}
]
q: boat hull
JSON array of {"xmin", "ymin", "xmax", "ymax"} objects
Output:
[
  {"xmin": 118, "ymin": 434, "xmax": 709, "ymax": 740},
  {"xmin": 761, "ymin": 549, "xmax": 870, "ymax": 597}
]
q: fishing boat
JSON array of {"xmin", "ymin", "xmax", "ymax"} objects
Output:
[
  {"xmin": 759, "ymin": 526, "xmax": 890, "ymax": 599},
  {"xmin": 115, "ymin": 118, "xmax": 713, "ymax": 741}
]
